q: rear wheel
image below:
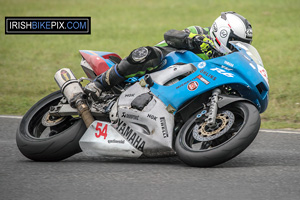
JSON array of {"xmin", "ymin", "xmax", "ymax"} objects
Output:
[
  {"xmin": 16, "ymin": 91, "xmax": 86, "ymax": 161},
  {"xmin": 175, "ymin": 102, "xmax": 260, "ymax": 167}
]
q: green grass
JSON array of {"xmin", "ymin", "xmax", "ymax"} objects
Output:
[{"xmin": 0, "ymin": 0, "xmax": 300, "ymax": 129}]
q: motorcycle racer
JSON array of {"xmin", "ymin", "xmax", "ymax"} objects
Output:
[{"xmin": 85, "ymin": 11, "xmax": 253, "ymax": 99}]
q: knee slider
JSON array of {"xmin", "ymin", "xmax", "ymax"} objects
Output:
[
  {"xmin": 128, "ymin": 46, "xmax": 163, "ymax": 65},
  {"xmin": 117, "ymin": 46, "xmax": 164, "ymax": 78},
  {"xmin": 130, "ymin": 47, "xmax": 149, "ymax": 63}
]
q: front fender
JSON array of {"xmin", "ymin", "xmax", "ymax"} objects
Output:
[{"xmin": 217, "ymin": 94, "xmax": 256, "ymax": 109}]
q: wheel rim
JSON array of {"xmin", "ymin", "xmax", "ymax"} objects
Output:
[
  {"xmin": 27, "ymin": 96, "xmax": 79, "ymax": 140},
  {"xmin": 182, "ymin": 107, "xmax": 246, "ymax": 152}
]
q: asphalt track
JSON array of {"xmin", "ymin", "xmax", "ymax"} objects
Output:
[{"xmin": 0, "ymin": 116, "xmax": 299, "ymax": 200}]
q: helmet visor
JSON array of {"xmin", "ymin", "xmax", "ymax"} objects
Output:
[{"xmin": 227, "ymin": 29, "xmax": 252, "ymax": 50}]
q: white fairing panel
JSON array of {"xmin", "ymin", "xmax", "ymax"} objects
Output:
[
  {"xmin": 115, "ymin": 83, "xmax": 175, "ymax": 157},
  {"xmin": 80, "ymin": 82, "xmax": 176, "ymax": 158},
  {"xmin": 79, "ymin": 121, "xmax": 142, "ymax": 158}
]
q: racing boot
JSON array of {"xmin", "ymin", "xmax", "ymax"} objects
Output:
[
  {"xmin": 84, "ymin": 81, "xmax": 103, "ymax": 101},
  {"xmin": 84, "ymin": 64, "xmax": 125, "ymax": 101}
]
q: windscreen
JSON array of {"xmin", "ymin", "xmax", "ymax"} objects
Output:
[{"xmin": 229, "ymin": 41, "xmax": 264, "ymax": 67}]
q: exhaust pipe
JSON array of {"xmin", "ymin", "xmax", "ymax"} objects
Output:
[{"xmin": 54, "ymin": 68, "xmax": 94, "ymax": 128}]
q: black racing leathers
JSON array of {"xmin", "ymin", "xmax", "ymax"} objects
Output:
[{"xmin": 94, "ymin": 27, "xmax": 211, "ymax": 91}]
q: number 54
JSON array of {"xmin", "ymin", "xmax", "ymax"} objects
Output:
[{"xmin": 95, "ymin": 122, "xmax": 108, "ymax": 139}]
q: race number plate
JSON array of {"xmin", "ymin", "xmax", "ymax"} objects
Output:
[{"xmin": 79, "ymin": 121, "xmax": 142, "ymax": 157}]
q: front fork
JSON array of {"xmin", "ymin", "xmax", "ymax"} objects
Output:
[
  {"xmin": 206, "ymin": 88, "xmax": 221, "ymax": 127},
  {"xmin": 54, "ymin": 68, "xmax": 94, "ymax": 128}
]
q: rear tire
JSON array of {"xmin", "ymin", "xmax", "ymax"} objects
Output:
[
  {"xmin": 175, "ymin": 102, "xmax": 260, "ymax": 167},
  {"xmin": 16, "ymin": 91, "xmax": 86, "ymax": 161}
]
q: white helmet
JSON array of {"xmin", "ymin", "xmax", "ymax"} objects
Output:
[{"xmin": 210, "ymin": 11, "xmax": 253, "ymax": 51}]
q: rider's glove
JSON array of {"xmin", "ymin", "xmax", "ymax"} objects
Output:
[
  {"xmin": 192, "ymin": 34, "xmax": 216, "ymax": 58},
  {"xmin": 84, "ymin": 81, "xmax": 102, "ymax": 101}
]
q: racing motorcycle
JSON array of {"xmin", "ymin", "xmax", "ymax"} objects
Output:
[{"xmin": 16, "ymin": 41, "xmax": 269, "ymax": 167}]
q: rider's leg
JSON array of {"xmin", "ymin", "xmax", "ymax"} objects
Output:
[{"xmin": 87, "ymin": 46, "xmax": 163, "ymax": 94}]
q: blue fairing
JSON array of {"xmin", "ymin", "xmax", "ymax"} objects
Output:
[
  {"xmin": 149, "ymin": 47, "xmax": 269, "ymax": 113},
  {"xmin": 95, "ymin": 43, "xmax": 269, "ymax": 113}
]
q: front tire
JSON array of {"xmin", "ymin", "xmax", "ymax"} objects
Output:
[
  {"xmin": 16, "ymin": 91, "xmax": 87, "ymax": 161},
  {"xmin": 175, "ymin": 102, "xmax": 260, "ymax": 167}
]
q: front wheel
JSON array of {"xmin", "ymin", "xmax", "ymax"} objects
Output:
[
  {"xmin": 16, "ymin": 91, "xmax": 87, "ymax": 161},
  {"xmin": 175, "ymin": 101, "xmax": 260, "ymax": 167}
]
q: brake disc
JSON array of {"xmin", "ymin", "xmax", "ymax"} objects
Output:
[
  {"xmin": 42, "ymin": 111, "xmax": 67, "ymax": 127},
  {"xmin": 193, "ymin": 110, "xmax": 235, "ymax": 142}
]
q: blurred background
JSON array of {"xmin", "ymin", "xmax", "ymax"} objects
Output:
[{"xmin": 0, "ymin": 0, "xmax": 299, "ymax": 129}]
